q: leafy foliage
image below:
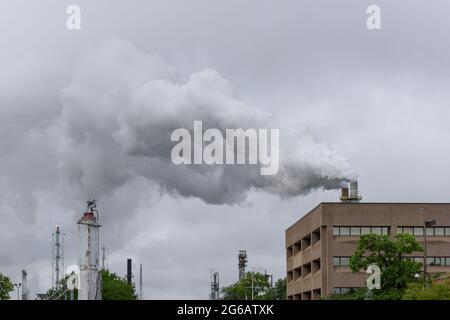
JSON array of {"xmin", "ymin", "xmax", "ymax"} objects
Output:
[
  {"xmin": 222, "ymin": 272, "xmax": 282, "ymax": 300},
  {"xmin": 45, "ymin": 270, "xmax": 137, "ymax": 300},
  {"xmin": 269, "ymin": 278, "xmax": 287, "ymax": 300},
  {"xmin": 349, "ymin": 233, "xmax": 423, "ymax": 297},
  {"xmin": 0, "ymin": 273, "xmax": 14, "ymax": 300},
  {"xmin": 101, "ymin": 269, "xmax": 137, "ymax": 300},
  {"xmin": 403, "ymin": 277, "xmax": 450, "ymax": 300}
]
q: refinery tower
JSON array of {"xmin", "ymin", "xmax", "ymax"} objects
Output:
[{"xmin": 77, "ymin": 199, "xmax": 102, "ymax": 300}]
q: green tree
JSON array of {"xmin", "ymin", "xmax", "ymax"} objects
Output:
[
  {"xmin": 349, "ymin": 233, "xmax": 423, "ymax": 299},
  {"xmin": 222, "ymin": 272, "xmax": 272, "ymax": 300},
  {"xmin": 101, "ymin": 269, "xmax": 137, "ymax": 300},
  {"xmin": 0, "ymin": 273, "xmax": 14, "ymax": 300},
  {"xmin": 403, "ymin": 277, "xmax": 450, "ymax": 300},
  {"xmin": 46, "ymin": 270, "xmax": 137, "ymax": 300},
  {"xmin": 268, "ymin": 278, "xmax": 286, "ymax": 300},
  {"xmin": 46, "ymin": 273, "xmax": 78, "ymax": 300}
]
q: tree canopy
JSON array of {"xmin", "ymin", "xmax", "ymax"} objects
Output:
[
  {"xmin": 221, "ymin": 272, "xmax": 285, "ymax": 300},
  {"xmin": 45, "ymin": 270, "xmax": 137, "ymax": 300},
  {"xmin": 101, "ymin": 269, "xmax": 137, "ymax": 300},
  {"xmin": 403, "ymin": 278, "xmax": 450, "ymax": 300},
  {"xmin": 327, "ymin": 233, "xmax": 424, "ymax": 299},
  {"xmin": 0, "ymin": 273, "xmax": 14, "ymax": 300}
]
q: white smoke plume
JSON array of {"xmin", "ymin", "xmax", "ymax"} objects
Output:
[{"xmin": 59, "ymin": 39, "xmax": 356, "ymax": 205}]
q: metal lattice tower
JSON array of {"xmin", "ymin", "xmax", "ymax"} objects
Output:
[
  {"xmin": 210, "ymin": 270, "xmax": 220, "ymax": 300},
  {"xmin": 52, "ymin": 225, "xmax": 64, "ymax": 289},
  {"xmin": 238, "ymin": 250, "xmax": 247, "ymax": 281}
]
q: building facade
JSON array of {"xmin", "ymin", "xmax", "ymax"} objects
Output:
[{"xmin": 286, "ymin": 202, "xmax": 450, "ymax": 300}]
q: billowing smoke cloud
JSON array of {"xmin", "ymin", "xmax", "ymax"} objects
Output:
[{"xmin": 59, "ymin": 39, "xmax": 356, "ymax": 204}]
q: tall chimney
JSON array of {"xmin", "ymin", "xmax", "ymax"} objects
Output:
[
  {"xmin": 340, "ymin": 187, "xmax": 349, "ymax": 201},
  {"xmin": 21, "ymin": 270, "xmax": 28, "ymax": 300},
  {"xmin": 340, "ymin": 181, "xmax": 362, "ymax": 202},
  {"xmin": 127, "ymin": 259, "xmax": 132, "ymax": 285},
  {"xmin": 350, "ymin": 181, "xmax": 359, "ymax": 199}
]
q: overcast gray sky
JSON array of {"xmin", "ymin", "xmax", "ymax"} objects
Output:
[{"xmin": 1, "ymin": 0, "xmax": 450, "ymax": 299}]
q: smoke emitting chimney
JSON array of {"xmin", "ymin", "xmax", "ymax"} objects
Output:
[
  {"xmin": 340, "ymin": 181, "xmax": 362, "ymax": 202},
  {"xmin": 127, "ymin": 259, "xmax": 132, "ymax": 285}
]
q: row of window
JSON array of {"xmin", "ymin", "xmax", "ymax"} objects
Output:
[
  {"xmin": 398, "ymin": 226, "xmax": 450, "ymax": 236},
  {"xmin": 333, "ymin": 256, "xmax": 351, "ymax": 267},
  {"xmin": 333, "ymin": 226, "xmax": 389, "ymax": 236},
  {"xmin": 332, "ymin": 256, "xmax": 450, "ymax": 267},
  {"xmin": 333, "ymin": 287, "xmax": 359, "ymax": 295},
  {"xmin": 410, "ymin": 256, "xmax": 450, "ymax": 266}
]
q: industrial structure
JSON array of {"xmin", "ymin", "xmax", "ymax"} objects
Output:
[
  {"xmin": 127, "ymin": 258, "xmax": 133, "ymax": 285},
  {"xmin": 101, "ymin": 245, "xmax": 109, "ymax": 270},
  {"xmin": 286, "ymin": 181, "xmax": 450, "ymax": 299},
  {"xmin": 139, "ymin": 263, "xmax": 143, "ymax": 300},
  {"xmin": 21, "ymin": 270, "xmax": 29, "ymax": 300},
  {"xmin": 210, "ymin": 270, "xmax": 220, "ymax": 300},
  {"xmin": 52, "ymin": 225, "xmax": 64, "ymax": 289},
  {"xmin": 238, "ymin": 250, "xmax": 248, "ymax": 280},
  {"xmin": 77, "ymin": 198, "xmax": 102, "ymax": 300}
]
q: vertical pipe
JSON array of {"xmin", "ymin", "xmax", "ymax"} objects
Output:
[
  {"xmin": 423, "ymin": 223, "xmax": 427, "ymax": 284},
  {"xmin": 127, "ymin": 259, "xmax": 132, "ymax": 285},
  {"xmin": 21, "ymin": 270, "xmax": 28, "ymax": 300},
  {"xmin": 139, "ymin": 264, "xmax": 143, "ymax": 300}
]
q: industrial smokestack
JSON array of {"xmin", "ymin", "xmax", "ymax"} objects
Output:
[
  {"xmin": 21, "ymin": 270, "xmax": 28, "ymax": 300},
  {"xmin": 340, "ymin": 181, "xmax": 362, "ymax": 202},
  {"xmin": 350, "ymin": 181, "xmax": 358, "ymax": 199},
  {"xmin": 78, "ymin": 200, "xmax": 102, "ymax": 300},
  {"xmin": 340, "ymin": 187, "xmax": 349, "ymax": 201},
  {"xmin": 127, "ymin": 259, "xmax": 132, "ymax": 285}
]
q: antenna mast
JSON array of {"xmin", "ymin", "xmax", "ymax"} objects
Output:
[
  {"xmin": 52, "ymin": 225, "xmax": 64, "ymax": 289},
  {"xmin": 238, "ymin": 250, "xmax": 247, "ymax": 281}
]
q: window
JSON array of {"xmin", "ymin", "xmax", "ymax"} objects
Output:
[
  {"xmin": 402, "ymin": 227, "xmax": 413, "ymax": 235},
  {"xmin": 413, "ymin": 227, "xmax": 424, "ymax": 236},
  {"xmin": 398, "ymin": 226, "xmax": 450, "ymax": 236},
  {"xmin": 303, "ymin": 263, "xmax": 312, "ymax": 276},
  {"xmin": 333, "ymin": 288, "xmax": 358, "ymax": 295},
  {"xmin": 302, "ymin": 235, "xmax": 311, "ymax": 249},
  {"xmin": 333, "ymin": 227, "xmax": 340, "ymax": 236},
  {"xmin": 340, "ymin": 227, "xmax": 350, "ymax": 236},
  {"xmin": 293, "ymin": 267, "xmax": 302, "ymax": 280},
  {"xmin": 341, "ymin": 257, "xmax": 350, "ymax": 266},
  {"xmin": 333, "ymin": 226, "xmax": 389, "ymax": 236},
  {"xmin": 333, "ymin": 256, "xmax": 350, "ymax": 267},
  {"xmin": 372, "ymin": 227, "xmax": 382, "ymax": 235},
  {"xmin": 350, "ymin": 227, "xmax": 361, "ymax": 236},
  {"xmin": 287, "ymin": 247, "xmax": 293, "ymax": 258},
  {"xmin": 287, "ymin": 271, "xmax": 293, "ymax": 282},
  {"xmin": 312, "ymin": 228, "xmax": 321, "ymax": 245},
  {"xmin": 410, "ymin": 256, "xmax": 450, "ymax": 266},
  {"xmin": 333, "ymin": 257, "xmax": 340, "ymax": 266},
  {"xmin": 293, "ymin": 241, "xmax": 301, "ymax": 255},
  {"xmin": 312, "ymin": 259, "xmax": 321, "ymax": 273},
  {"xmin": 413, "ymin": 257, "xmax": 424, "ymax": 264}
]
